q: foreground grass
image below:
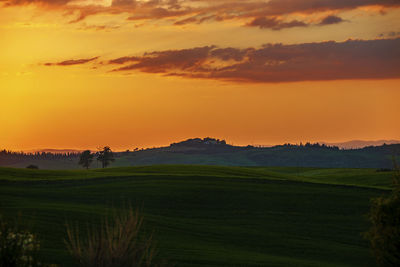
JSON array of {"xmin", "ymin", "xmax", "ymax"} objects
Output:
[{"xmin": 0, "ymin": 165, "xmax": 393, "ymax": 266}]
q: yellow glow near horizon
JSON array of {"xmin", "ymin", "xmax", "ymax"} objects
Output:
[{"xmin": 2, "ymin": 69, "xmax": 399, "ymax": 150}]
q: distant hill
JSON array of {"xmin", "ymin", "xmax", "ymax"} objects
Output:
[
  {"xmin": 322, "ymin": 140, "xmax": 400, "ymax": 149},
  {"xmin": 1, "ymin": 138, "xmax": 400, "ymax": 169},
  {"xmin": 24, "ymin": 148, "xmax": 84, "ymax": 154}
]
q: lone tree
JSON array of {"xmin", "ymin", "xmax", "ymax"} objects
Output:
[
  {"xmin": 78, "ymin": 150, "xmax": 94, "ymax": 169},
  {"xmin": 97, "ymin": 146, "xmax": 115, "ymax": 168},
  {"xmin": 365, "ymin": 161, "xmax": 400, "ymax": 266}
]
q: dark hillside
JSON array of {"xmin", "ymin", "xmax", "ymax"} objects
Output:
[
  {"xmin": 1, "ymin": 138, "xmax": 399, "ymax": 169},
  {"xmin": 0, "ymin": 165, "xmax": 392, "ymax": 266}
]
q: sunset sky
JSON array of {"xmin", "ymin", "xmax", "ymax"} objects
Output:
[{"xmin": 1, "ymin": 0, "xmax": 399, "ymax": 151}]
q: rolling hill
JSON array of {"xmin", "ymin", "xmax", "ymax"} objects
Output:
[
  {"xmin": 0, "ymin": 165, "xmax": 394, "ymax": 266},
  {"xmin": 2, "ymin": 138, "xmax": 399, "ymax": 170}
]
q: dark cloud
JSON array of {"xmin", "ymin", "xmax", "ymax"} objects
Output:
[
  {"xmin": 318, "ymin": 15, "xmax": 345, "ymax": 25},
  {"xmin": 2, "ymin": 0, "xmax": 399, "ymax": 26},
  {"xmin": 247, "ymin": 17, "xmax": 308, "ymax": 30},
  {"xmin": 44, "ymin": 56, "xmax": 98, "ymax": 66},
  {"xmin": 114, "ymin": 46, "xmax": 215, "ymax": 73},
  {"xmin": 111, "ymin": 0, "xmax": 136, "ymax": 7},
  {"xmin": 378, "ymin": 31, "xmax": 400, "ymax": 38},
  {"xmin": 127, "ymin": 7, "xmax": 190, "ymax": 21},
  {"xmin": 109, "ymin": 56, "xmax": 139, "ymax": 64},
  {"xmin": 107, "ymin": 38, "xmax": 400, "ymax": 83},
  {"xmin": 1, "ymin": 0, "xmax": 72, "ymax": 7},
  {"xmin": 246, "ymin": 15, "xmax": 346, "ymax": 30},
  {"xmin": 254, "ymin": 0, "xmax": 399, "ymax": 16},
  {"xmin": 210, "ymin": 47, "xmax": 248, "ymax": 61}
]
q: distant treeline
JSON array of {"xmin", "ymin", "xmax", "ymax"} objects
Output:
[
  {"xmin": 277, "ymin": 142, "xmax": 339, "ymax": 150},
  {"xmin": 0, "ymin": 149, "xmax": 80, "ymax": 162},
  {"xmin": 171, "ymin": 137, "xmax": 227, "ymax": 147},
  {"xmin": 1, "ymin": 139, "xmax": 399, "ymax": 169}
]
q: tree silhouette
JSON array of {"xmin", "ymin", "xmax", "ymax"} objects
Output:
[
  {"xmin": 78, "ymin": 150, "xmax": 94, "ymax": 169},
  {"xmin": 97, "ymin": 146, "xmax": 115, "ymax": 168}
]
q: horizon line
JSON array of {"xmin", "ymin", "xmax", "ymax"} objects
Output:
[{"xmin": 2, "ymin": 138, "xmax": 400, "ymax": 153}]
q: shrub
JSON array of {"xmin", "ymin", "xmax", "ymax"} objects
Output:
[
  {"xmin": 65, "ymin": 208, "xmax": 164, "ymax": 267},
  {"xmin": 0, "ymin": 216, "xmax": 42, "ymax": 267},
  {"xmin": 365, "ymin": 162, "xmax": 400, "ymax": 266}
]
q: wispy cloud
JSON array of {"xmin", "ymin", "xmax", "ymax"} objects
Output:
[
  {"xmin": 78, "ymin": 24, "xmax": 121, "ymax": 31},
  {"xmin": 44, "ymin": 56, "xmax": 98, "ymax": 66},
  {"xmin": 246, "ymin": 17, "xmax": 308, "ymax": 30}
]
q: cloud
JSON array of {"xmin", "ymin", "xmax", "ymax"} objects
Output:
[
  {"xmin": 318, "ymin": 15, "xmax": 345, "ymax": 25},
  {"xmin": 44, "ymin": 56, "xmax": 98, "ymax": 66},
  {"xmin": 378, "ymin": 31, "xmax": 400, "ymax": 38},
  {"xmin": 171, "ymin": 0, "xmax": 400, "ymax": 27},
  {"xmin": 106, "ymin": 38, "xmax": 400, "ymax": 83},
  {"xmin": 246, "ymin": 17, "xmax": 308, "ymax": 30},
  {"xmin": 174, "ymin": 16, "xmax": 198, "ymax": 25},
  {"xmin": 246, "ymin": 15, "xmax": 346, "ymax": 30},
  {"xmin": 112, "ymin": 46, "xmax": 215, "ymax": 73},
  {"xmin": 2, "ymin": 0, "xmax": 72, "ymax": 7},
  {"xmin": 111, "ymin": 0, "xmax": 137, "ymax": 7},
  {"xmin": 78, "ymin": 24, "xmax": 121, "ymax": 31},
  {"xmin": 109, "ymin": 56, "xmax": 139, "ymax": 64},
  {"xmin": 255, "ymin": 0, "xmax": 399, "ymax": 15},
  {"xmin": 127, "ymin": 7, "xmax": 191, "ymax": 21},
  {"xmin": 2, "ymin": 0, "xmax": 399, "ymax": 26}
]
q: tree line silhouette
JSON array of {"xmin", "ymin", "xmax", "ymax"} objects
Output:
[
  {"xmin": 0, "ymin": 150, "xmax": 80, "ymax": 167},
  {"xmin": 1, "ymin": 141, "xmax": 398, "ymax": 169},
  {"xmin": 0, "ymin": 147, "xmax": 116, "ymax": 169}
]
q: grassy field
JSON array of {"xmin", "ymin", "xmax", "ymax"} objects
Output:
[{"xmin": 0, "ymin": 165, "xmax": 394, "ymax": 266}]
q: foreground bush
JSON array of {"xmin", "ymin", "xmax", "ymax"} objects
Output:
[
  {"xmin": 365, "ymin": 163, "xmax": 400, "ymax": 266},
  {"xmin": 65, "ymin": 208, "xmax": 164, "ymax": 267},
  {"xmin": 0, "ymin": 216, "xmax": 41, "ymax": 267}
]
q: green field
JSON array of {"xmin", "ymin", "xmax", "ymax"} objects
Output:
[{"xmin": 0, "ymin": 165, "xmax": 394, "ymax": 266}]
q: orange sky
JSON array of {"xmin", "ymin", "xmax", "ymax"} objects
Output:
[{"xmin": 0, "ymin": 0, "xmax": 399, "ymax": 151}]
